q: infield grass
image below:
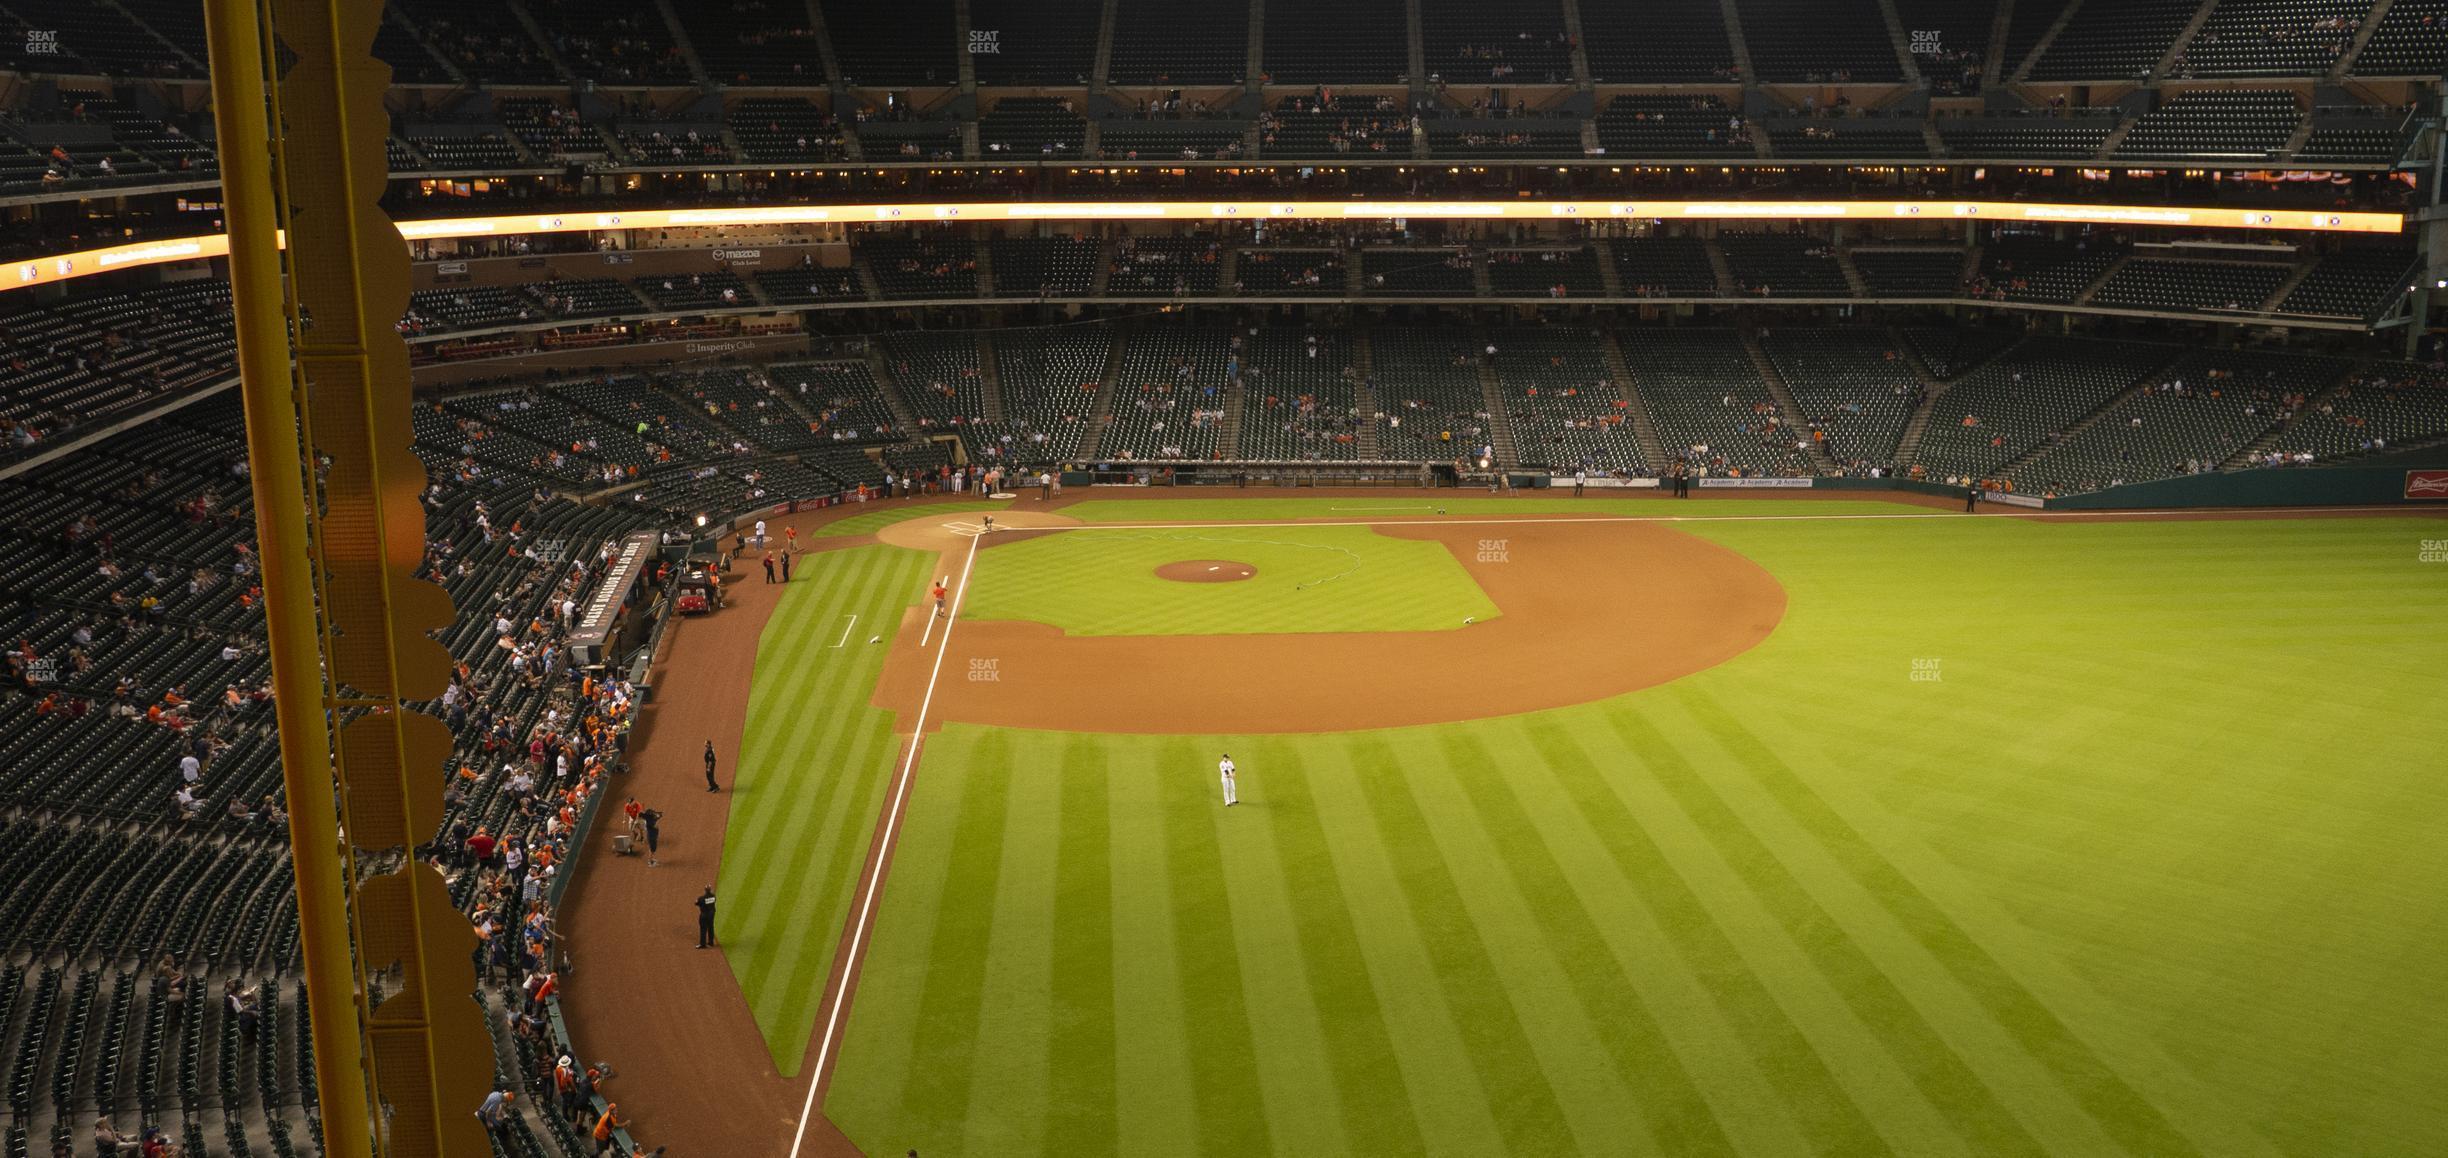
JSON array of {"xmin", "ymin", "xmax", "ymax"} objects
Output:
[
  {"xmin": 959, "ymin": 523, "xmax": 1499, "ymax": 636},
  {"xmin": 805, "ymin": 508, "xmax": 2448, "ymax": 1156}
]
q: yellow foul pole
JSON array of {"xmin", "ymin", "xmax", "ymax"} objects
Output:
[{"xmin": 200, "ymin": 0, "xmax": 379, "ymax": 1152}]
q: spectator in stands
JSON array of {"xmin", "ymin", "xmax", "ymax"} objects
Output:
[
  {"xmin": 156, "ymin": 956, "xmax": 187, "ymax": 1011},
  {"xmin": 94, "ymin": 1118, "xmax": 139, "ymax": 1156},
  {"xmin": 476, "ymin": 1088, "xmax": 516, "ymax": 1145},
  {"xmin": 554, "ymin": 1055, "xmax": 581, "ymax": 1119},
  {"xmin": 591, "ymin": 1102, "xmax": 628, "ymax": 1154}
]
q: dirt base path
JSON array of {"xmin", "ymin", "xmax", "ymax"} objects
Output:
[{"xmin": 873, "ymin": 517, "xmax": 1786, "ymax": 734}]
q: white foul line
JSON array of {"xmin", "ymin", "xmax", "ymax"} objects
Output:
[
  {"xmin": 831, "ymin": 614, "xmax": 858, "ymax": 649},
  {"xmin": 787, "ymin": 531, "xmax": 980, "ymax": 1158},
  {"xmin": 918, "ymin": 577, "xmax": 948, "ymax": 647}
]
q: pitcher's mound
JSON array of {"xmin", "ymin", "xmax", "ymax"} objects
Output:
[{"xmin": 1156, "ymin": 560, "xmax": 1257, "ymax": 583}]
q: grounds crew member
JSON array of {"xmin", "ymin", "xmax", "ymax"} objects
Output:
[
  {"xmin": 703, "ymin": 740, "xmax": 720, "ymax": 792},
  {"xmin": 697, "ymin": 886, "xmax": 718, "ymax": 949}
]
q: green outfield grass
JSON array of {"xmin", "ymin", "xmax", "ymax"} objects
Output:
[
  {"xmin": 714, "ymin": 542, "xmax": 936, "ymax": 1073},
  {"xmin": 1057, "ymin": 495, "xmax": 1925, "ymax": 523},
  {"xmin": 959, "ymin": 524, "xmax": 1499, "ymax": 636},
  {"xmin": 728, "ymin": 504, "xmax": 2448, "ymax": 1154}
]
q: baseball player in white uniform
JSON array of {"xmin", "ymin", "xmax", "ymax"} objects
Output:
[{"xmin": 1218, "ymin": 753, "xmax": 1238, "ymax": 806}]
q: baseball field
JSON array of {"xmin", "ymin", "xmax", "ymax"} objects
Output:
[{"xmin": 557, "ymin": 492, "xmax": 2448, "ymax": 1157}]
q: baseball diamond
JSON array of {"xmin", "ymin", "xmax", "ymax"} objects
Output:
[
  {"xmin": 551, "ymin": 490, "xmax": 2448, "ymax": 1157},
  {"xmin": 12, "ymin": 3, "xmax": 2448, "ymax": 1154}
]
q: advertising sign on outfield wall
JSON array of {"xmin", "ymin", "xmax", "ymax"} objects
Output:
[
  {"xmin": 2407, "ymin": 470, "xmax": 2448, "ymax": 500},
  {"xmin": 1546, "ymin": 476, "xmax": 1659, "ymax": 488},
  {"xmin": 1697, "ymin": 477, "xmax": 1815, "ymax": 488},
  {"xmin": 1982, "ymin": 492, "xmax": 2046, "ymax": 508}
]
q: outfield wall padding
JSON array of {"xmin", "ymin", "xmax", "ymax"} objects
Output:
[{"xmin": 2044, "ymin": 467, "xmax": 2446, "ymax": 510}]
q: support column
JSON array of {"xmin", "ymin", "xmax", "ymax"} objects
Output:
[
  {"xmin": 214, "ymin": 0, "xmax": 498, "ymax": 1151},
  {"xmin": 201, "ymin": 0, "xmax": 376, "ymax": 1153}
]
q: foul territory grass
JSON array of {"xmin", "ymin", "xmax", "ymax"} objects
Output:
[
  {"xmin": 813, "ymin": 500, "xmax": 1006, "ymax": 539},
  {"xmin": 716, "ymin": 542, "xmax": 936, "ymax": 1074},
  {"xmin": 806, "ymin": 509, "xmax": 2448, "ymax": 1156},
  {"xmin": 960, "ymin": 523, "xmax": 1499, "ymax": 636}
]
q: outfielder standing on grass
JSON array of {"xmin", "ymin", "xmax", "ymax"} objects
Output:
[{"xmin": 1219, "ymin": 753, "xmax": 1238, "ymax": 807}]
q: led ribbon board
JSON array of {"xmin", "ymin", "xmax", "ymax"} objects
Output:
[{"xmin": 11, "ymin": 200, "xmax": 2401, "ymax": 291}]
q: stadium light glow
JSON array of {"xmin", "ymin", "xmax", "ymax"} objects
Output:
[{"xmin": 3, "ymin": 199, "xmax": 2404, "ymax": 292}]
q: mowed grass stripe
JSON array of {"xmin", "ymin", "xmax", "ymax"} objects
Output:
[
  {"xmin": 1686, "ymin": 691, "xmax": 2287, "ymax": 1158},
  {"xmin": 960, "ymin": 733, "xmax": 1064, "ymax": 1155},
  {"xmin": 721, "ymin": 545, "xmax": 934, "ymax": 1072},
  {"xmin": 1204, "ymin": 734, "xmax": 1361, "ymax": 1150},
  {"xmin": 1043, "ymin": 736, "xmax": 1119, "ymax": 1155},
  {"xmin": 1344, "ymin": 734, "xmax": 1577, "ymax": 1153},
  {"xmin": 726, "ymin": 545, "xmax": 895, "ymax": 938},
  {"xmin": 1604, "ymin": 706, "xmax": 2054, "ymax": 1157},
  {"xmin": 891, "ymin": 731, "xmax": 1016, "ymax": 1149},
  {"xmin": 1297, "ymin": 743, "xmax": 1510, "ymax": 1156},
  {"xmin": 1244, "ymin": 741, "xmax": 1430, "ymax": 1157},
  {"xmin": 825, "ymin": 727, "xmax": 968, "ymax": 1149},
  {"xmin": 1675, "ymin": 686, "xmax": 2208, "ymax": 1158},
  {"xmin": 1158, "ymin": 736, "xmax": 1273, "ymax": 1155},
  {"xmin": 1209, "ymin": 739, "xmax": 1351, "ymax": 1155},
  {"xmin": 1505, "ymin": 715, "xmax": 1897, "ymax": 1156},
  {"xmin": 1420, "ymin": 729, "xmax": 1739, "ymax": 1156},
  {"xmin": 1106, "ymin": 743, "xmax": 1204, "ymax": 1154}
]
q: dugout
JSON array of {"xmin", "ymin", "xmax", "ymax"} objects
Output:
[{"xmin": 565, "ymin": 531, "xmax": 661, "ymax": 668}]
